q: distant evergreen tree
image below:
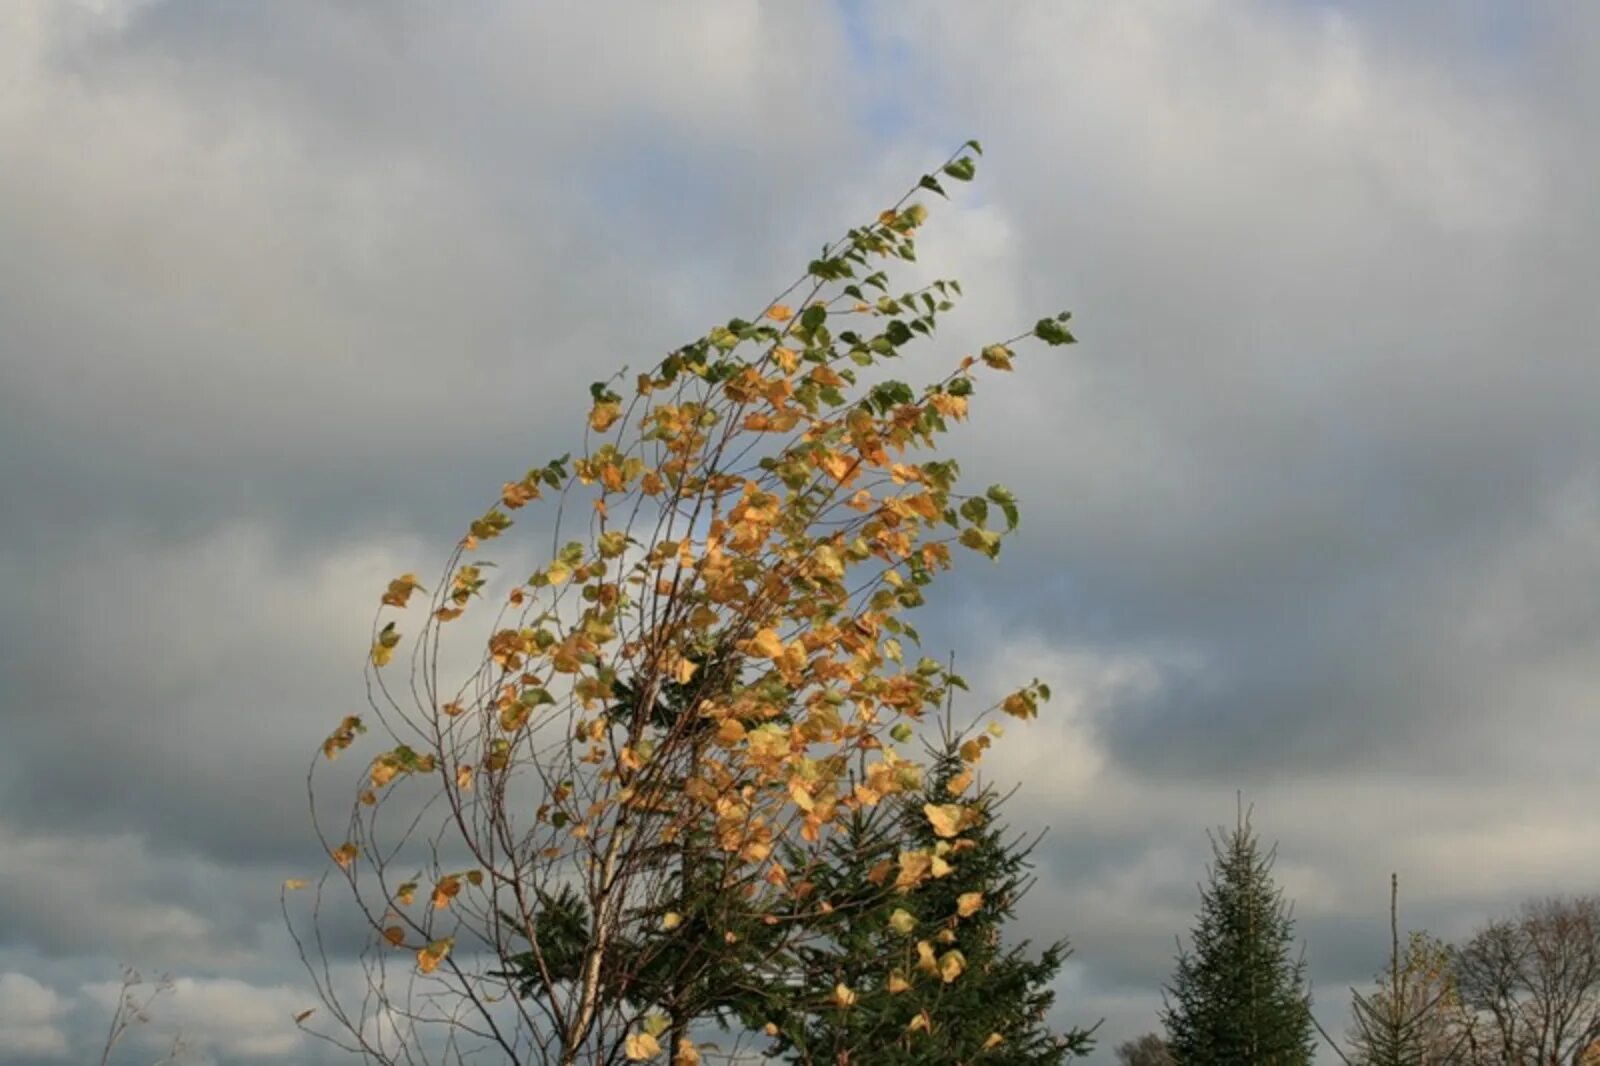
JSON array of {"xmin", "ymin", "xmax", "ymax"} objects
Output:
[
  {"xmin": 1161, "ymin": 807, "xmax": 1315, "ymax": 1065},
  {"xmin": 762, "ymin": 735, "xmax": 1097, "ymax": 1064}
]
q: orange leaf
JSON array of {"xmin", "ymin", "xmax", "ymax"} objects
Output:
[{"xmin": 416, "ymin": 937, "xmax": 453, "ymax": 974}]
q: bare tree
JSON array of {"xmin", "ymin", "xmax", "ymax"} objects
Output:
[
  {"xmin": 1115, "ymin": 1032, "xmax": 1174, "ymax": 1065},
  {"xmin": 1453, "ymin": 895, "xmax": 1600, "ymax": 1065},
  {"xmin": 99, "ymin": 967, "xmax": 180, "ymax": 1066}
]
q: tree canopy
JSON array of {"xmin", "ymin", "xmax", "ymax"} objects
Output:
[{"xmin": 286, "ymin": 142, "xmax": 1082, "ymax": 1065}]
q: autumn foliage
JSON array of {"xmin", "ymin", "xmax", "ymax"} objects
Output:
[{"xmin": 287, "ymin": 143, "xmax": 1078, "ymax": 1065}]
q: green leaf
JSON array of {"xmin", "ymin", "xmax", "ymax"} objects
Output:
[
  {"xmin": 800, "ymin": 304, "xmax": 828, "ymax": 331},
  {"xmin": 890, "ymin": 723, "xmax": 914, "ymax": 744},
  {"xmin": 964, "ymin": 138, "xmax": 983, "ymax": 156},
  {"xmin": 959, "ymin": 528, "xmax": 1002, "ymax": 559},
  {"xmin": 942, "ymin": 156, "xmax": 977, "ymax": 182},
  {"xmin": 1033, "ymin": 314, "xmax": 1077, "ymax": 346},
  {"xmin": 986, "ymin": 484, "xmax": 1020, "ymax": 530},
  {"xmin": 919, "ymin": 174, "xmax": 947, "ymax": 197},
  {"xmin": 960, "ymin": 497, "xmax": 989, "ymax": 527}
]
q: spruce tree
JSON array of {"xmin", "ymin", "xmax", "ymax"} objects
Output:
[
  {"xmin": 1161, "ymin": 808, "xmax": 1315, "ymax": 1065},
  {"xmin": 763, "ymin": 735, "xmax": 1096, "ymax": 1064}
]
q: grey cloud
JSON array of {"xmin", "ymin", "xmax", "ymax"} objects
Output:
[{"xmin": 5, "ymin": 1, "xmax": 1600, "ymax": 1062}]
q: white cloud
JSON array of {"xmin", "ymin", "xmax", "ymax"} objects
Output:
[
  {"xmin": 81, "ymin": 975, "xmax": 307, "ymax": 1060},
  {"xmin": 0, "ymin": 972, "xmax": 70, "ymax": 1058}
]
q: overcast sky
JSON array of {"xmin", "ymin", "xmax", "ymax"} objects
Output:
[{"xmin": 3, "ymin": 1, "xmax": 1599, "ymax": 1063}]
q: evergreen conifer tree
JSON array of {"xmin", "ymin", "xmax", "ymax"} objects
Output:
[
  {"xmin": 762, "ymin": 733, "xmax": 1096, "ymax": 1064},
  {"xmin": 1161, "ymin": 807, "xmax": 1315, "ymax": 1065}
]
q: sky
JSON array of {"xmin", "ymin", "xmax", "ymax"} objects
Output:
[{"xmin": 2, "ymin": 0, "xmax": 1599, "ymax": 1062}]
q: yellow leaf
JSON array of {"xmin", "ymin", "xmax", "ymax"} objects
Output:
[
  {"xmin": 624, "ymin": 1032, "xmax": 661, "ymax": 1061},
  {"xmin": 888, "ymin": 972, "xmax": 911, "ymax": 994},
  {"xmin": 947, "ymin": 768, "xmax": 974, "ymax": 796},
  {"xmin": 832, "ymin": 983, "xmax": 857, "ymax": 1009},
  {"xmin": 812, "ymin": 543, "xmax": 845, "ymax": 579},
  {"xmin": 983, "ymin": 1032, "xmax": 1005, "ymax": 1050},
  {"xmin": 957, "ymin": 892, "xmax": 984, "ymax": 918},
  {"xmin": 819, "ymin": 451, "xmax": 854, "ymax": 483},
  {"xmin": 766, "ymin": 304, "xmax": 794, "ymax": 322},
  {"xmin": 283, "ymin": 878, "xmax": 308, "ymax": 891},
  {"xmin": 675, "ymin": 658, "xmax": 699, "ymax": 684},
  {"xmin": 590, "ymin": 400, "xmax": 623, "ymax": 432},
  {"xmin": 662, "ymin": 911, "xmax": 683, "ymax": 931},
  {"xmin": 939, "ymin": 949, "xmax": 967, "ymax": 983},
  {"xmin": 896, "ymin": 849, "xmax": 933, "ymax": 891},
  {"xmin": 747, "ymin": 628, "xmax": 784, "ymax": 660},
  {"xmin": 383, "ymin": 925, "xmax": 405, "ymax": 946},
  {"xmin": 908, "ymin": 1010, "xmax": 932, "ymax": 1033},
  {"xmin": 501, "ymin": 480, "xmax": 538, "ymax": 509},
  {"xmin": 916, "ymin": 940, "xmax": 938, "ymax": 974},
  {"xmin": 371, "ymin": 622, "xmax": 401, "ymax": 667},
  {"xmin": 888, "ymin": 908, "xmax": 917, "ymax": 934},
  {"xmin": 332, "ymin": 843, "xmax": 358, "ymax": 869},
  {"xmin": 673, "ymin": 1037, "xmax": 702, "ymax": 1066},
  {"xmin": 293, "ymin": 1009, "xmax": 315, "ymax": 1024},
  {"xmin": 381, "ymin": 573, "xmax": 422, "ymax": 608},
  {"xmin": 923, "ymin": 803, "xmax": 968, "ymax": 839},
  {"xmin": 980, "ymin": 344, "xmax": 1013, "ymax": 371},
  {"xmin": 370, "ymin": 759, "xmax": 399, "ymax": 788}
]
